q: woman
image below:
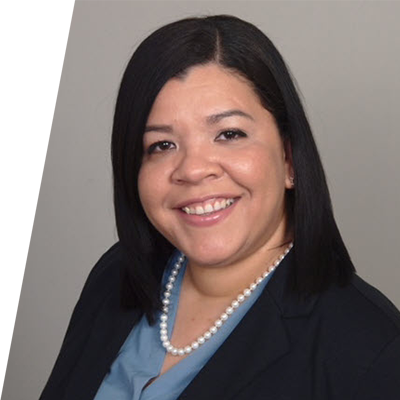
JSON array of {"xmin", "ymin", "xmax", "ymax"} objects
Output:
[{"xmin": 40, "ymin": 15, "xmax": 400, "ymax": 400}]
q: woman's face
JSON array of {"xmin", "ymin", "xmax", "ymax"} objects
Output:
[{"xmin": 138, "ymin": 63, "xmax": 293, "ymax": 268}]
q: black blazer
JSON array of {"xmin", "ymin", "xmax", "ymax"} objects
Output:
[{"xmin": 40, "ymin": 243, "xmax": 400, "ymax": 400}]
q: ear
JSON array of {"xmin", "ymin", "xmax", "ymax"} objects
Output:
[{"xmin": 283, "ymin": 140, "xmax": 294, "ymax": 189}]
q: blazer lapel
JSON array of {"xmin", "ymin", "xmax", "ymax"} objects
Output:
[
  {"xmin": 178, "ymin": 250, "xmax": 319, "ymax": 400},
  {"xmin": 60, "ymin": 249, "xmax": 319, "ymax": 400},
  {"xmin": 178, "ymin": 290, "xmax": 290, "ymax": 400}
]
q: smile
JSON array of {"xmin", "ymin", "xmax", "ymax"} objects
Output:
[{"xmin": 181, "ymin": 198, "xmax": 236, "ymax": 216}]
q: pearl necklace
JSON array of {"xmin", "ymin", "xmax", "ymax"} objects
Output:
[{"xmin": 159, "ymin": 243, "xmax": 293, "ymax": 356}]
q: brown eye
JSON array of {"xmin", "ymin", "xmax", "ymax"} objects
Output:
[
  {"xmin": 216, "ymin": 129, "xmax": 247, "ymax": 141},
  {"xmin": 147, "ymin": 141, "xmax": 176, "ymax": 154}
]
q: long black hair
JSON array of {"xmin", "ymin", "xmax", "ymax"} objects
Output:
[{"xmin": 111, "ymin": 15, "xmax": 355, "ymax": 322}]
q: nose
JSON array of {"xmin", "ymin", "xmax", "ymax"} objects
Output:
[{"xmin": 171, "ymin": 146, "xmax": 223, "ymax": 185}]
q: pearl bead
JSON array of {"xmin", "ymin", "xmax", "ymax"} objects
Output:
[
  {"xmin": 159, "ymin": 245, "xmax": 293, "ymax": 357},
  {"xmin": 232, "ymin": 300, "xmax": 239, "ymax": 308}
]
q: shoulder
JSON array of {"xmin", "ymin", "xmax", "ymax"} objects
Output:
[
  {"xmin": 350, "ymin": 273, "xmax": 400, "ymax": 330},
  {"xmin": 313, "ymin": 273, "xmax": 400, "ymax": 396},
  {"xmin": 68, "ymin": 242, "xmax": 126, "ymax": 320},
  {"xmin": 281, "ymin": 268, "xmax": 400, "ymax": 363},
  {"xmin": 80, "ymin": 242, "xmax": 124, "ymax": 295},
  {"xmin": 39, "ymin": 243, "xmax": 128, "ymax": 399},
  {"xmin": 317, "ymin": 273, "xmax": 400, "ymax": 342}
]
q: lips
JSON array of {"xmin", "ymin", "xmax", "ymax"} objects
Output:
[
  {"xmin": 174, "ymin": 194, "xmax": 240, "ymax": 210},
  {"xmin": 174, "ymin": 195, "xmax": 241, "ymax": 227},
  {"xmin": 182, "ymin": 198, "xmax": 236, "ymax": 215}
]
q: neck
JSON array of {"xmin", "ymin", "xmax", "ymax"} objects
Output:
[{"xmin": 182, "ymin": 238, "xmax": 292, "ymax": 302}]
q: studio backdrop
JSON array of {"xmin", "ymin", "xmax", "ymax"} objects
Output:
[{"xmin": 2, "ymin": 1, "xmax": 400, "ymax": 400}]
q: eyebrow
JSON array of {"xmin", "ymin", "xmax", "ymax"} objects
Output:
[
  {"xmin": 206, "ymin": 109, "xmax": 255, "ymax": 124},
  {"xmin": 144, "ymin": 109, "xmax": 254, "ymax": 134},
  {"xmin": 144, "ymin": 124, "xmax": 173, "ymax": 134}
]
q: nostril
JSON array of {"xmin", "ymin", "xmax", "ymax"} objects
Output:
[{"xmin": 171, "ymin": 156, "xmax": 223, "ymax": 184}]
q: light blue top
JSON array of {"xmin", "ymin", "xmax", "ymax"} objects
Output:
[{"xmin": 94, "ymin": 250, "xmax": 277, "ymax": 400}]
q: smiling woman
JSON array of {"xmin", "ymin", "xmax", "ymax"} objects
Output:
[
  {"xmin": 139, "ymin": 64, "xmax": 292, "ymax": 269},
  {"xmin": 40, "ymin": 15, "xmax": 400, "ymax": 400}
]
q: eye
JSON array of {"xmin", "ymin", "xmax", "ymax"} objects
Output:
[
  {"xmin": 215, "ymin": 129, "xmax": 247, "ymax": 141},
  {"xmin": 146, "ymin": 140, "xmax": 176, "ymax": 155}
]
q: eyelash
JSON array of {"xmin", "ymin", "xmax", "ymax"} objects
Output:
[
  {"xmin": 216, "ymin": 129, "xmax": 247, "ymax": 141},
  {"xmin": 146, "ymin": 141, "xmax": 175, "ymax": 155},
  {"xmin": 146, "ymin": 129, "xmax": 247, "ymax": 155}
]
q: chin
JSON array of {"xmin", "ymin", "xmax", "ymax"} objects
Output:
[{"xmin": 183, "ymin": 243, "xmax": 240, "ymax": 267}]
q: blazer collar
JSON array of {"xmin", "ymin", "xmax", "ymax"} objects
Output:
[
  {"xmin": 178, "ymin": 249, "xmax": 319, "ymax": 400},
  {"xmin": 265, "ymin": 249, "xmax": 320, "ymax": 318},
  {"xmin": 64, "ymin": 248, "xmax": 319, "ymax": 400}
]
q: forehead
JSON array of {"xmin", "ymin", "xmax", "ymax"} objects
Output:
[{"xmin": 147, "ymin": 63, "xmax": 265, "ymax": 122}]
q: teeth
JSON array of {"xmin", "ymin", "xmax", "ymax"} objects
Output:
[
  {"xmin": 204, "ymin": 204, "xmax": 213, "ymax": 213},
  {"xmin": 181, "ymin": 198, "xmax": 235, "ymax": 215},
  {"xmin": 195, "ymin": 206, "xmax": 204, "ymax": 215}
]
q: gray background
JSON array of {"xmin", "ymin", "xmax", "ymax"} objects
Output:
[{"xmin": 2, "ymin": 1, "xmax": 400, "ymax": 399}]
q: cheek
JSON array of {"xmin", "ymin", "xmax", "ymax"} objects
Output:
[
  {"xmin": 138, "ymin": 165, "xmax": 163, "ymax": 214},
  {"xmin": 227, "ymin": 147, "xmax": 284, "ymax": 187},
  {"xmin": 137, "ymin": 168, "xmax": 147, "ymax": 205}
]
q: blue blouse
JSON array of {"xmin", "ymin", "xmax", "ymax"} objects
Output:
[{"xmin": 94, "ymin": 250, "xmax": 277, "ymax": 400}]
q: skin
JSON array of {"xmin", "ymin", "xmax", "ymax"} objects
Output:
[
  {"xmin": 139, "ymin": 62, "xmax": 293, "ymax": 291},
  {"xmin": 138, "ymin": 62, "xmax": 294, "ymax": 376}
]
